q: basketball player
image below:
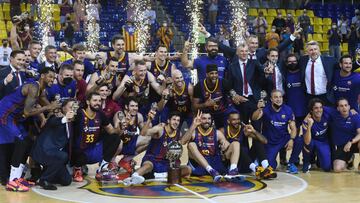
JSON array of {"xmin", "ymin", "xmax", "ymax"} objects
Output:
[
  {"xmin": 252, "ymin": 90, "xmax": 298, "ymax": 172},
  {"xmin": 124, "ymin": 111, "xmax": 198, "ymax": 185},
  {"xmin": 221, "ymin": 111, "xmax": 277, "ymax": 179},
  {"xmin": 302, "ymin": 98, "xmax": 332, "ymax": 173},
  {"xmin": 158, "ymin": 69, "xmax": 193, "ymax": 126},
  {"xmin": 71, "ymin": 92, "xmax": 122, "ymax": 182},
  {"xmin": 0, "ymin": 68, "xmax": 59, "ymax": 192},
  {"xmin": 187, "ymin": 112, "xmax": 240, "ymax": 182}
]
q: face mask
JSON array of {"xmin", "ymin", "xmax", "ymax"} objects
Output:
[
  {"xmin": 287, "ymin": 63, "xmax": 299, "ymax": 71},
  {"xmin": 332, "ymin": 25, "xmax": 337, "ymax": 29},
  {"xmin": 3, "ymin": 43, "xmax": 8, "ymax": 47},
  {"xmin": 63, "ymin": 77, "xmax": 73, "ymax": 85},
  {"xmin": 271, "ymin": 28, "xmax": 276, "ymax": 32}
]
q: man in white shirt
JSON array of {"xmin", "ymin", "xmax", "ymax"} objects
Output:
[
  {"xmin": 0, "ymin": 39, "xmax": 12, "ymax": 68},
  {"xmin": 299, "ymin": 41, "xmax": 337, "ymax": 105}
]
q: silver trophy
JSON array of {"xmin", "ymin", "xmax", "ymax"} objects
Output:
[{"xmin": 166, "ymin": 141, "xmax": 183, "ymax": 184}]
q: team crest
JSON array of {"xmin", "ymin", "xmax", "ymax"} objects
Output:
[
  {"xmin": 80, "ymin": 176, "xmax": 266, "ymax": 199},
  {"xmin": 287, "ymin": 83, "xmax": 291, "ymax": 88},
  {"xmin": 347, "ymin": 81, "xmax": 352, "ymax": 85},
  {"xmin": 68, "ymin": 89, "xmax": 72, "ymax": 93},
  {"xmin": 323, "ymin": 122, "xmax": 327, "ymax": 126},
  {"xmin": 333, "ymin": 86, "xmax": 338, "ymax": 91},
  {"xmin": 95, "ymin": 119, "xmax": 99, "ymax": 124},
  {"xmin": 84, "ymin": 126, "xmax": 89, "ymax": 132},
  {"xmin": 281, "ymin": 115, "xmax": 286, "ymax": 119}
]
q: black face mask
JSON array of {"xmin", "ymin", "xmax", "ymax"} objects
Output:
[
  {"xmin": 63, "ymin": 77, "xmax": 73, "ymax": 85},
  {"xmin": 287, "ymin": 63, "xmax": 299, "ymax": 71},
  {"xmin": 3, "ymin": 43, "xmax": 8, "ymax": 47},
  {"xmin": 208, "ymin": 50, "xmax": 218, "ymax": 59}
]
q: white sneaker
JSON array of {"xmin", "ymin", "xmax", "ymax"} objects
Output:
[{"xmin": 131, "ymin": 174, "xmax": 145, "ymax": 185}]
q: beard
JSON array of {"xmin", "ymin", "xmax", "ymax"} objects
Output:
[{"xmin": 90, "ymin": 105, "xmax": 100, "ymax": 112}]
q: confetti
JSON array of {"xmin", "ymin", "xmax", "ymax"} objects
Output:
[
  {"xmin": 39, "ymin": 0, "xmax": 53, "ymax": 60},
  {"xmin": 85, "ymin": 0, "xmax": 100, "ymax": 53},
  {"xmin": 229, "ymin": 0, "xmax": 247, "ymax": 46},
  {"xmin": 133, "ymin": 0, "xmax": 150, "ymax": 55}
]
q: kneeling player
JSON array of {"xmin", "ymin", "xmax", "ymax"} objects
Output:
[
  {"xmin": 124, "ymin": 111, "xmax": 198, "ymax": 185},
  {"xmin": 188, "ymin": 112, "xmax": 240, "ymax": 182},
  {"xmin": 71, "ymin": 92, "xmax": 122, "ymax": 182},
  {"xmin": 221, "ymin": 111, "xmax": 276, "ymax": 179}
]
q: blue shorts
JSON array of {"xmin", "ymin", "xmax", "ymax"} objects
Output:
[
  {"xmin": 188, "ymin": 154, "xmax": 227, "ymax": 175},
  {"xmin": 122, "ymin": 135, "xmax": 139, "ymax": 156},
  {"xmin": 84, "ymin": 141, "xmax": 103, "ymax": 164},
  {"xmin": 0, "ymin": 117, "xmax": 27, "ymax": 144},
  {"xmin": 142, "ymin": 154, "xmax": 170, "ymax": 173}
]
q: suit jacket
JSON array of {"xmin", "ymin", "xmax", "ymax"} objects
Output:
[
  {"xmin": 31, "ymin": 116, "xmax": 70, "ymax": 165},
  {"xmin": 0, "ymin": 66, "xmax": 26, "ymax": 99},
  {"xmin": 264, "ymin": 62, "xmax": 287, "ymax": 94},
  {"xmin": 227, "ymin": 58, "xmax": 267, "ymax": 100},
  {"xmin": 219, "ymin": 37, "xmax": 294, "ymax": 64},
  {"xmin": 299, "ymin": 55, "xmax": 338, "ymax": 103}
]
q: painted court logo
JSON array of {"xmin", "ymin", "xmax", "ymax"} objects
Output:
[{"xmin": 81, "ymin": 176, "xmax": 266, "ymax": 199}]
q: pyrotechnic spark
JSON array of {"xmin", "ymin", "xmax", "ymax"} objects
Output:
[
  {"xmin": 229, "ymin": 0, "xmax": 247, "ymax": 46},
  {"xmin": 186, "ymin": 0, "xmax": 203, "ymax": 84},
  {"xmin": 39, "ymin": 0, "xmax": 53, "ymax": 60},
  {"xmin": 85, "ymin": 0, "xmax": 100, "ymax": 53},
  {"xmin": 133, "ymin": 0, "xmax": 150, "ymax": 55}
]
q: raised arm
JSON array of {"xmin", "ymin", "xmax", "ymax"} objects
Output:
[{"xmin": 181, "ymin": 41, "xmax": 194, "ymax": 69}]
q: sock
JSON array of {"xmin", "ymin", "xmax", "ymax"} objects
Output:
[
  {"xmin": 206, "ymin": 165, "xmax": 214, "ymax": 173},
  {"xmin": 100, "ymin": 160, "xmax": 109, "ymax": 169},
  {"xmin": 19, "ymin": 164, "xmax": 26, "ymax": 178},
  {"xmin": 261, "ymin": 160, "xmax": 269, "ymax": 168},
  {"xmin": 249, "ymin": 163, "xmax": 257, "ymax": 172},
  {"xmin": 132, "ymin": 172, "xmax": 139, "ymax": 177},
  {"xmin": 229, "ymin": 164, "xmax": 237, "ymax": 170},
  {"xmin": 9, "ymin": 165, "xmax": 22, "ymax": 181}
]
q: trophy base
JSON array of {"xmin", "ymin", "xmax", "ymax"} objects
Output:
[{"xmin": 167, "ymin": 167, "xmax": 181, "ymax": 184}]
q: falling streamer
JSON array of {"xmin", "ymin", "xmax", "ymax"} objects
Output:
[
  {"xmin": 39, "ymin": 0, "xmax": 53, "ymax": 60},
  {"xmin": 85, "ymin": 0, "xmax": 100, "ymax": 53},
  {"xmin": 229, "ymin": 0, "xmax": 247, "ymax": 46},
  {"xmin": 186, "ymin": 0, "xmax": 203, "ymax": 84},
  {"xmin": 133, "ymin": 0, "xmax": 150, "ymax": 55}
]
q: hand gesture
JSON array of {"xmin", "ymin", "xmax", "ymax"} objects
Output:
[
  {"xmin": 244, "ymin": 124, "xmax": 255, "ymax": 136},
  {"xmin": 198, "ymin": 23, "xmax": 207, "ymax": 34},
  {"xmin": 147, "ymin": 109, "xmax": 156, "ymax": 121},
  {"xmin": 5, "ymin": 73, "xmax": 14, "ymax": 84},
  {"xmin": 157, "ymin": 74, "xmax": 165, "ymax": 83},
  {"xmin": 49, "ymin": 101, "xmax": 61, "ymax": 110},
  {"xmin": 205, "ymin": 97, "xmax": 216, "ymax": 107},
  {"xmin": 65, "ymin": 110, "xmax": 75, "ymax": 121},
  {"xmin": 264, "ymin": 62, "xmax": 274, "ymax": 74},
  {"xmin": 162, "ymin": 88, "xmax": 170, "ymax": 99},
  {"xmin": 192, "ymin": 110, "xmax": 202, "ymax": 127},
  {"xmin": 60, "ymin": 42, "xmax": 69, "ymax": 50}
]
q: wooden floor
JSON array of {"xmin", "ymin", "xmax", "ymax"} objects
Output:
[{"xmin": 1, "ymin": 166, "xmax": 359, "ymax": 203}]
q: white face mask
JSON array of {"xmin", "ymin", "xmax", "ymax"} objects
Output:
[
  {"xmin": 332, "ymin": 25, "xmax": 337, "ymax": 29},
  {"xmin": 271, "ymin": 28, "xmax": 276, "ymax": 32}
]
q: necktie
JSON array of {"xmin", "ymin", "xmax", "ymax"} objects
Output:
[
  {"xmin": 273, "ymin": 67, "xmax": 276, "ymax": 89},
  {"xmin": 243, "ymin": 63, "xmax": 248, "ymax": 95},
  {"xmin": 311, "ymin": 60, "xmax": 315, "ymax": 95},
  {"xmin": 250, "ymin": 54, "xmax": 253, "ymax": 60},
  {"xmin": 15, "ymin": 71, "xmax": 21, "ymax": 86}
]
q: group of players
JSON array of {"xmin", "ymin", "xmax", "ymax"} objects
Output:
[{"xmin": 0, "ymin": 25, "xmax": 359, "ymax": 192}]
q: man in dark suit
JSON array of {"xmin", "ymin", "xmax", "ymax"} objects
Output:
[
  {"xmin": 0, "ymin": 50, "xmax": 27, "ymax": 100},
  {"xmin": 31, "ymin": 99, "xmax": 76, "ymax": 190},
  {"xmin": 38, "ymin": 45, "xmax": 59, "ymax": 73},
  {"xmin": 299, "ymin": 40, "xmax": 338, "ymax": 105},
  {"xmin": 219, "ymin": 27, "xmax": 302, "ymax": 64},
  {"xmin": 226, "ymin": 43, "xmax": 267, "ymax": 123},
  {"xmin": 0, "ymin": 50, "xmax": 26, "ymax": 185},
  {"xmin": 263, "ymin": 48, "xmax": 287, "ymax": 95}
]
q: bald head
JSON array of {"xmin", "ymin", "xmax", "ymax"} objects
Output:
[{"xmin": 172, "ymin": 69, "xmax": 184, "ymax": 87}]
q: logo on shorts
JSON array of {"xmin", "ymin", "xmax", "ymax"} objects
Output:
[{"xmin": 68, "ymin": 89, "xmax": 72, "ymax": 94}]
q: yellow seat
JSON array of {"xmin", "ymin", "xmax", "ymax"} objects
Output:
[
  {"xmin": 2, "ymin": 3, "xmax": 10, "ymax": 12},
  {"xmin": 249, "ymin": 8, "xmax": 258, "ymax": 17},
  {"xmin": 258, "ymin": 9, "xmax": 268, "ymax": 16},
  {"xmin": 323, "ymin": 33, "xmax": 328, "ymax": 41},
  {"xmin": 278, "ymin": 9, "xmax": 287, "ymax": 17},
  {"xmin": 323, "ymin": 18, "xmax": 332, "ymax": 26},
  {"xmin": 295, "ymin": 10, "xmax": 303, "ymax": 17},
  {"xmin": 307, "ymin": 10, "xmax": 315, "ymax": 17},
  {"xmin": 321, "ymin": 42, "xmax": 329, "ymax": 52},
  {"xmin": 4, "ymin": 12, "xmax": 11, "ymax": 21},
  {"xmin": 323, "ymin": 25, "xmax": 331, "ymax": 33},
  {"xmin": 314, "ymin": 17, "xmax": 323, "ymax": 25},
  {"xmin": 53, "ymin": 14, "xmax": 60, "ymax": 22},
  {"xmin": 267, "ymin": 9, "xmax": 277, "ymax": 17},
  {"xmin": 0, "ymin": 22, "xmax": 6, "ymax": 30},
  {"xmin": 314, "ymin": 25, "xmax": 324, "ymax": 33},
  {"xmin": 287, "ymin": 9, "xmax": 296, "ymax": 16},
  {"xmin": 310, "ymin": 17, "xmax": 314, "ymax": 25},
  {"xmin": 313, "ymin": 33, "xmax": 324, "ymax": 42},
  {"xmin": 0, "ymin": 13, "xmax": 3, "ymax": 20},
  {"xmin": 20, "ymin": 3, "xmax": 30, "ymax": 12},
  {"xmin": 307, "ymin": 34, "xmax": 313, "ymax": 42},
  {"xmin": 0, "ymin": 30, "xmax": 7, "ymax": 39},
  {"xmin": 54, "ymin": 22, "xmax": 61, "ymax": 31},
  {"xmin": 341, "ymin": 43, "xmax": 348, "ymax": 52},
  {"xmin": 6, "ymin": 21, "xmax": 12, "ymax": 32},
  {"xmin": 266, "ymin": 17, "xmax": 275, "ymax": 25},
  {"xmin": 51, "ymin": 4, "xmax": 60, "ymax": 12}
]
